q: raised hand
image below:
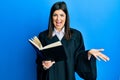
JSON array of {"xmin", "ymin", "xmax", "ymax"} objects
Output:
[{"xmin": 88, "ymin": 48, "xmax": 110, "ymax": 62}]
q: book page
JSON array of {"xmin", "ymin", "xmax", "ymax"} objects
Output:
[
  {"xmin": 29, "ymin": 39, "xmax": 41, "ymax": 50},
  {"xmin": 32, "ymin": 36, "xmax": 43, "ymax": 48},
  {"xmin": 29, "ymin": 36, "xmax": 62, "ymax": 50},
  {"xmin": 42, "ymin": 41, "xmax": 62, "ymax": 50},
  {"xmin": 28, "ymin": 36, "xmax": 43, "ymax": 50}
]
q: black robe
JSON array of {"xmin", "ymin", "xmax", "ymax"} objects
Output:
[{"xmin": 36, "ymin": 28, "xmax": 97, "ymax": 80}]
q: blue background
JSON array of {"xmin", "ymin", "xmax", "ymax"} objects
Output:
[{"xmin": 0, "ymin": 0, "xmax": 120, "ymax": 80}]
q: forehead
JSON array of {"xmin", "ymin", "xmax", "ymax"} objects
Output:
[{"xmin": 53, "ymin": 9, "xmax": 65, "ymax": 14}]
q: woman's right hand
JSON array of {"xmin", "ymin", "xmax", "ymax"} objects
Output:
[{"xmin": 42, "ymin": 60, "xmax": 55, "ymax": 70}]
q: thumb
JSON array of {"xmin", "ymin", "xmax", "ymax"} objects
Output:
[{"xmin": 52, "ymin": 61, "xmax": 55, "ymax": 64}]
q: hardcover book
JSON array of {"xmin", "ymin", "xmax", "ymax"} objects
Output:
[{"xmin": 28, "ymin": 36, "xmax": 67, "ymax": 62}]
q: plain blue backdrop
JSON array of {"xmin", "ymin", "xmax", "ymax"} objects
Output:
[{"xmin": 0, "ymin": 0, "xmax": 120, "ymax": 80}]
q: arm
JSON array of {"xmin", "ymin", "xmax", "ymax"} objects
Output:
[
  {"xmin": 74, "ymin": 31, "xmax": 97, "ymax": 80},
  {"xmin": 37, "ymin": 31, "xmax": 55, "ymax": 70},
  {"xmin": 74, "ymin": 30, "xmax": 110, "ymax": 80}
]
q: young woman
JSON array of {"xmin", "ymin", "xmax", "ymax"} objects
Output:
[{"xmin": 36, "ymin": 1, "xmax": 109, "ymax": 80}]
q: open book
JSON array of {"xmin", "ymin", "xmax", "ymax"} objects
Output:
[{"xmin": 28, "ymin": 36, "xmax": 67, "ymax": 62}]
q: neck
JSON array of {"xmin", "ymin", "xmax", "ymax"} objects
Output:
[{"xmin": 55, "ymin": 27, "xmax": 65, "ymax": 32}]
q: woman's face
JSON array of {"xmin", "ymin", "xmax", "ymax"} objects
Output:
[{"xmin": 52, "ymin": 9, "xmax": 66, "ymax": 31}]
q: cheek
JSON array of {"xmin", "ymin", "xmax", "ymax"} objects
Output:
[
  {"xmin": 53, "ymin": 20, "xmax": 56, "ymax": 24},
  {"xmin": 62, "ymin": 16, "xmax": 66, "ymax": 21},
  {"xmin": 63, "ymin": 18, "xmax": 66, "ymax": 23},
  {"xmin": 53, "ymin": 17, "xmax": 57, "ymax": 21},
  {"xmin": 52, "ymin": 18, "xmax": 56, "ymax": 23}
]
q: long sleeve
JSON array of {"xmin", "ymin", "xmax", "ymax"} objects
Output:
[
  {"xmin": 74, "ymin": 31, "xmax": 97, "ymax": 80},
  {"xmin": 35, "ymin": 31, "xmax": 49, "ymax": 80}
]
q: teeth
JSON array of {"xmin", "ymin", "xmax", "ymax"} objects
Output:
[
  {"xmin": 56, "ymin": 22, "xmax": 61, "ymax": 23},
  {"xmin": 56, "ymin": 22, "xmax": 61, "ymax": 25}
]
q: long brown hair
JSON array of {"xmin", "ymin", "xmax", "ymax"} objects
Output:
[{"xmin": 47, "ymin": 1, "xmax": 71, "ymax": 40}]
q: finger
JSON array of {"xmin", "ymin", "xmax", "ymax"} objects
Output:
[
  {"xmin": 52, "ymin": 61, "xmax": 55, "ymax": 64},
  {"xmin": 43, "ymin": 61, "xmax": 54, "ymax": 67},
  {"xmin": 93, "ymin": 52, "xmax": 106, "ymax": 61},
  {"xmin": 43, "ymin": 66, "xmax": 47, "ymax": 70},
  {"xmin": 97, "ymin": 48, "xmax": 104, "ymax": 52},
  {"xmin": 42, "ymin": 64, "xmax": 49, "ymax": 69},
  {"xmin": 100, "ymin": 52, "xmax": 110, "ymax": 61},
  {"xmin": 42, "ymin": 62, "xmax": 46, "ymax": 66},
  {"xmin": 101, "ymin": 55, "xmax": 110, "ymax": 61},
  {"xmin": 94, "ymin": 55, "xmax": 101, "ymax": 61},
  {"xmin": 42, "ymin": 61, "xmax": 49, "ymax": 66},
  {"xmin": 43, "ymin": 61, "xmax": 51, "ymax": 64},
  {"xmin": 33, "ymin": 36, "xmax": 36, "ymax": 39},
  {"xmin": 98, "ymin": 53, "xmax": 110, "ymax": 61},
  {"xmin": 98, "ymin": 55, "xmax": 107, "ymax": 62},
  {"xmin": 103, "ymin": 56, "xmax": 110, "ymax": 61},
  {"xmin": 106, "ymin": 57, "xmax": 110, "ymax": 61}
]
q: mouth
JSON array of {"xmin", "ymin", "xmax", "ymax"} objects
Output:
[{"xmin": 56, "ymin": 22, "xmax": 62, "ymax": 26}]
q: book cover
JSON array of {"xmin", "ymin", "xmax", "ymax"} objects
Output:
[{"xmin": 28, "ymin": 36, "xmax": 67, "ymax": 62}]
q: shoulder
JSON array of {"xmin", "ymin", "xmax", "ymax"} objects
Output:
[
  {"xmin": 38, "ymin": 30, "xmax": 48, "ymax": 39},
  {"xmin": 70, "ymin": 28, "xmax": 84, "ymax": 44},
  {"xmin": 70, "ymin": 28, "xmax": 82, "ymax": 37}
]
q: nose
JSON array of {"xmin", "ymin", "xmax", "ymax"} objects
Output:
[{"xmin": 57, "ymin": 15, "xmax": 60, "ymax": 20}]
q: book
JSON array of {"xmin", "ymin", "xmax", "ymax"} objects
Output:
[{"xmin": 28, "ymin": 36, "xmax": 67, "ymax": 62}]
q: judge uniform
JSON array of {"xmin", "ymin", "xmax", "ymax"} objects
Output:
[{"xmin": 36, "ymin": 28, "xmax": 97, "ymax": 80}]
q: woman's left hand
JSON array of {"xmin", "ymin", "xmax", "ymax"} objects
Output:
[{"xmin": 88, "ymin": 49, "xmax": 110, "ymax": 62}]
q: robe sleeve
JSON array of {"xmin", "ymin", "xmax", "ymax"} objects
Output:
[
  {"xmin": 74, "ymin": 31, "xmax": 97, "ymax": 80},
  {"xmin": 35, "ymin": 32, "xmax": 49, "ymax": 80}
]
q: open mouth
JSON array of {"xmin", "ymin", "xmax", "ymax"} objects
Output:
[{"xmin": 56, "ymin": 22, "xmax": 62, "ymax": 26}]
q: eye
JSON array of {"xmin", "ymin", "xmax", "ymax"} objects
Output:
[
  {"xmin": 60, "ymin": 14, "xmax": 64, "ymax": 17},
  {"xmin": 53, "ymin": 14, "xmax": 57, "ymax": 17}
]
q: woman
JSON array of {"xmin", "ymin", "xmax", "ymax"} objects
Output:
[{"xmin": 36, "ymin": 1, "xmax": 109, "ymax": 80}]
